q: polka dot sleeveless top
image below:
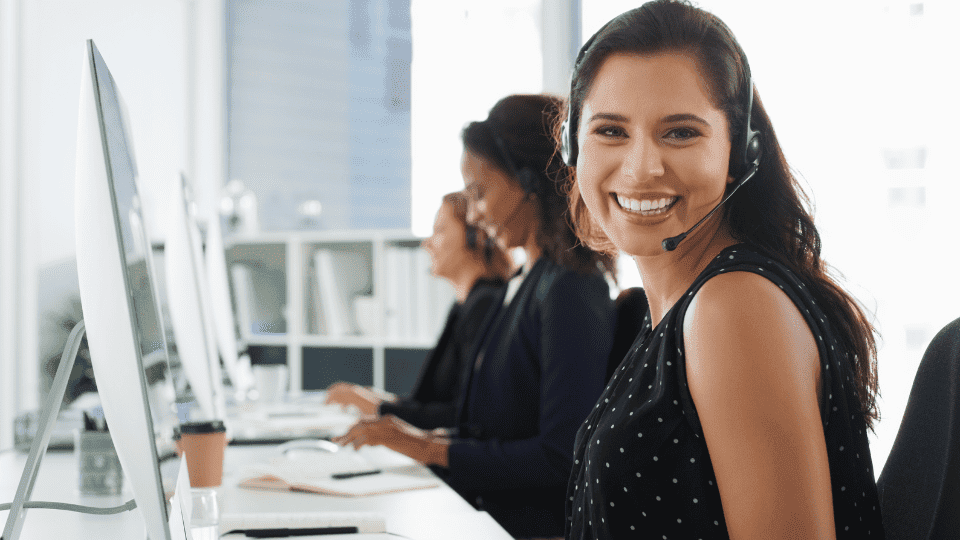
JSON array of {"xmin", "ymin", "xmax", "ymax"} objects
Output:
[{"xmin": 566, "ymin": 244, "xmax": 885, "ymax": 539}]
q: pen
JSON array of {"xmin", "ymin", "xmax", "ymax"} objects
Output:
[
  {"xmin": 331, "ymin": 469, "xmax": 382, "ymax": 480},
  {"xmin": 233, "ymin": 526, "xmax": 360, "ymax": 537}
]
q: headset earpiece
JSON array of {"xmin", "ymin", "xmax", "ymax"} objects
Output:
[
  {"xmin": 560, "ymin": 116, "xmax": 577, "ymax": 167},
  {"xmin": 736, "ymin": 77, "xmax": 762, "ymax": 181},
  {"xmin": 465, "ymin": 224, "xmax": 479, "ymax": 250},
  {"xmin": 516, "ymin": 169, "xmax": 537, "ymax": 195},
  {"xmin": 482, "ymin": 236, "xmax": 495, "ymax": 264},
  {"xmin": 492, "ymin": 132, "xmax": 539, "ymax": 195}
]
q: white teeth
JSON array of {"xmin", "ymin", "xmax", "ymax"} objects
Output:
[{"xmin": 616, "ymin": 194, "xmax": 677, "ymax": 216}]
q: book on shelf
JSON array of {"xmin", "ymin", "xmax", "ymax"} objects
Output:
[
  {"xmin": 413, "ymin": 249, "xmax": 433, "ymax": 342},
  {"xmin": 313, "ymin": 249, "xmax": 351, "ymax": 337},
  {"xmin": 229, "ymin": 264, "xmax": 256, "ymax": 337},
  {"xmin": 381, "ymin": 245, "xmax": 456, "ymax": 343},
  {"xmin": 312, "ymin": 248, "xmax": 371, "ymax": 337},
  {"xmin": 383, "ymin": 247, "xmax": 398, "ymax": 339}
]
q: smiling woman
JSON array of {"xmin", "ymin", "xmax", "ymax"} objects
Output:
[
  {"xmin": 559, "ymin": 1, "xmax": 884, "ymax": 539},
  {"xmin": 574, "ymin": 51, "xmax": 735, "ymax": 258}
]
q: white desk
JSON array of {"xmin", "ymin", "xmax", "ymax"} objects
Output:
[{"xmin": 1, "ymin": 446, "xmax": 514, "ymax": 540}]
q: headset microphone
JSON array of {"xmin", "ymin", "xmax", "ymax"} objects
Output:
[
  {"xmin": 661, "ymin": 76, "xmax": 762, "ymax": 252},
  {"xmin": 661, "ymin": 160, "xmax": 759, "ymax": 251}
]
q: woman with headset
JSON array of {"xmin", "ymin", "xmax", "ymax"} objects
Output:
[
  {"xmin": 325, "ymin": 191, "xmax": 511, "ymax": 429},
  {"xmin": 561, "ymin": 1, "xmax": 884, "ymax": 538},
  {"xmin": 336, "ymin": 94, "xmax": 617, "ymax": 539}
]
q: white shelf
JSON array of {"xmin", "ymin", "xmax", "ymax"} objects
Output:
[{"xmin": 224, "ymin": 229, "xmax": 454, "ymax": 394}]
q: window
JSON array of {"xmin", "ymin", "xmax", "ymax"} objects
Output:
[{"xmin": 410, "ymin": 0, "xmax": 545, "ymax": 235}]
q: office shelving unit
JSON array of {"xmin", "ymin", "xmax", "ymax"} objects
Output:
[{"xmin": 223, "ymin": 229, "xmax": 454, "ymax": 396}]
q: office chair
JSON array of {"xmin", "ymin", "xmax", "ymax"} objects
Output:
[
  {"xmin": 877, "ymin": 316, "xmax": 960, "ymax": 539},
  {"xmin": 607, "ymin": 287, "xmax": 649, "ymax": 383}
]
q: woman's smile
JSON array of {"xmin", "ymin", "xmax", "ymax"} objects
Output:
[{"xmin": 613, "ymin": 193, "xmax": 679, "ymax": 217}]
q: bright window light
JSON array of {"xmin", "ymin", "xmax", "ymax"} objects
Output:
[{"xmin": 411, "ymin": 0, "xmax": 543, "ymax": 237}]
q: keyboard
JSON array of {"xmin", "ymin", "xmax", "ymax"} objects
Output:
[{"xmin": 219, "ymin": 511, "xmax": 386, "ymax": 536}]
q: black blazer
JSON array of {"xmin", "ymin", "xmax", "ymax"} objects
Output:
[
  {"xmin": 378, "ymin": 278, "xmax": 505, "ymax": 429},
  {"xmin": 445, "ymin": 257, "xmax": 614, "ymax": 538}
]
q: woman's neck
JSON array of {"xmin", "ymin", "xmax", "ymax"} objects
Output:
[
  {"xmin": 449, "ymin": 265, "xmax": 485, "ymax": 303},
  {"xmin": 634, "ymin": 224, "xmax": 738, "ymax": 327},
  {"xmin": 521, "ymin": 229, "xmax": 542, "ymax": 273}
]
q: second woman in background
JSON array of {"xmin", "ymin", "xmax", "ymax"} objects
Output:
[
  {"xmin": 335, "ymin": 94, "xmax": 617, "ymax": 539},
  {"xmin": 325, "ymin": 191, "xmax": 511, "ymax": 429}
]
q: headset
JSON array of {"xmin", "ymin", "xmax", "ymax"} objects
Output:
[
  {"xmin": 465, "ymin": 223, "xmax": 479, "ymax": 250},
  {"xmin": 492, "ymin": 131, "xmax": 538, "ymax": 195},
  {"xmin": 559, "ymin": 17, "xmax": 763, "ymax": 251},
  {"xmin": 464, "ymin": 221, "xmax": 496, "ymax": 264}
]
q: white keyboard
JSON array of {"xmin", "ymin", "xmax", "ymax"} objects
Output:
[{"xmin": 219, "ymin": 511, "xmax": 386, "ymax": 535}]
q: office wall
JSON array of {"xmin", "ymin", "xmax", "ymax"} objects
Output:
[{"xmin": 0, "ymin": 0, "xmax": 192, "ymax": 445}]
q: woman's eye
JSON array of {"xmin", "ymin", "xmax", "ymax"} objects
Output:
[
  {"xmin": 665, "ymin": 127, "xmax": 700, "ymax": 141},
  {"xmin": 594, "ymin": 125, "xmax": 627, "ymax": 138}
]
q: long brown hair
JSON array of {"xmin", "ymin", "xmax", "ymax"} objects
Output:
[
  {"xmin": 462, "ymin": 94, "xmax": 616, "ymax": 277},
  {"xmin": 560, "ymin": 0, "xmax": 879, "ymax": 429}
]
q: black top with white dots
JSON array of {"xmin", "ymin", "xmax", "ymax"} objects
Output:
[{"xmin": 566, "ymin": 244, "xmax": 885, "ymax": 539}]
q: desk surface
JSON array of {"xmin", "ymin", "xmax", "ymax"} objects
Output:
[{"xmin": 1, "ymin": 445, "xmax": 513, "ymax": 540}]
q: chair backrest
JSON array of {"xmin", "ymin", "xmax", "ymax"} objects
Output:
[
  {"xmin": 607, "ymin": 287, "xmax": 649, "ymax": 382},
  {"xmin": 877, "ymin": 316, "xmax": 960, "ymax": 539}
]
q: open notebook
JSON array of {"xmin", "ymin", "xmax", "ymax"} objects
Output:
[{"xmin": 237, "ymin": 447, "xmax": 439, "ymax": 497}]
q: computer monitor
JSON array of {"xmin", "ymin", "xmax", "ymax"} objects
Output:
[
  {"xmin": 204, "ymin": 206, "xmax": 256, "ymax": 401},
  {"xmin": 165, "ymin": 173, "xmax": 226, "ymax": 420},
  {"xmin": 74, "ymin": 39, "xmax": 181, "ymax": 540}
]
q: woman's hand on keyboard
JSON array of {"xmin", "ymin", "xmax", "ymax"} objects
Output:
[
  {"xmin": 324, "ymin": 383, "xmax": 386, "ymax": 416},
  {"xmin": 332, "ymin": 415, "xmax": 450, "ymax": 467}
]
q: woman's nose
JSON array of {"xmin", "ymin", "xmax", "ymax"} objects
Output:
[{"xmin": 623, "ymin": 136, "xmax": 664, "ymax": 181}]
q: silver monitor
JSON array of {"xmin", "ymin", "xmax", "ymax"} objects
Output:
[{"xmin": 74, "ymin": 39, "xmax": 181, "ymax": 540}]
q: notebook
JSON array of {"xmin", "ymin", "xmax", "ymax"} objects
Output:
[{"xmin": 237, "ymin": 451, "xmax": 439, "ymax": 497}]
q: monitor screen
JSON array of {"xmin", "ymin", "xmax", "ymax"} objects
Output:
[
  {"xmin": 90, "ymin": 37, "xmax": 179, "ymax": 457},
  {"xmin": 165, "ymin": 172, "xmax": 226, "ymax": 421},
  {"xmin": 75, "ymin": 39, "xmax": 181, "ymax": 540}
]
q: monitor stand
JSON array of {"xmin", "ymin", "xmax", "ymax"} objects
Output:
[{"xmin": 2, "ymin": 321, "xmax": 87, "ymax": 540}]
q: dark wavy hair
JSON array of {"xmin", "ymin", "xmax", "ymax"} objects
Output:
[
  {"xmin": 441, "ymin": 191, "xmax": 513, "ymax": 282},
  {"xmin": 560, "ymin": 0, "xmax": 879, "ymax": 429},
  {"xmin": 462, "ymin": 94, "xmax": 616, "ymax": 277}
]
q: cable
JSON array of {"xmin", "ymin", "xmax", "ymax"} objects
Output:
[{"xmin": 0, "ymin": 498, "xmax": 137, "ymax": 515}]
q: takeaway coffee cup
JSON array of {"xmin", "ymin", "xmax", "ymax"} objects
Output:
[{"xmin": 175, "ymin": 420, "xmax": 227, "ymax": 488}]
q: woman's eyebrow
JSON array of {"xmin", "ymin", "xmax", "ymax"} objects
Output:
[
  {"xmin": 586, "ymin": 112, "xmax": 711, "ymax": 127},
  {"xmin": 586, "ymin": 112, "xmax": 629, "ymax": 123},
  {"xmin": 662, "ymin": 113, "xmax": 711, "ymax": 127}
]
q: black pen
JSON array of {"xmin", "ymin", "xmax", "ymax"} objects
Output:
[
  {"xmin": 331, "ymin": 469, "xmax": 382, "ymax": 480},
  {"xmin": 232, "ymin": 526, "xmax": 360, "ymax": 537}
]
